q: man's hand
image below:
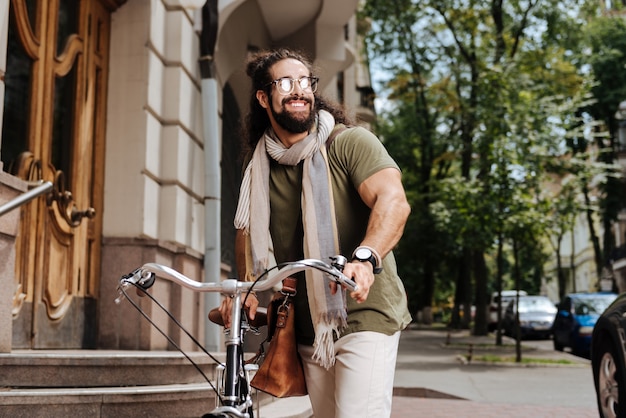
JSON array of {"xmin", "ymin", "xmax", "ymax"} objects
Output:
[
  {"xmin": 330, "ymin": 261, "xmax": 375, "ymax": 303},
  {"xmin": 218, "ymin": 292, "xmax": 259, "ymax": 329}
]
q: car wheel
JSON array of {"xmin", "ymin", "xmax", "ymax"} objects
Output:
[{"xmin": 595, "ymin": 347, "xmax": 625, "ymax": 418}]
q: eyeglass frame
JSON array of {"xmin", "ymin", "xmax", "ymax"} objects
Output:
[{"xmin": 265, "ymin": 76, "xmax": 319, "ymax": 95}]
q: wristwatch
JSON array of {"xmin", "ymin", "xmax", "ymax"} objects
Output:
[{"xmin": 352, "ymin": 246, "xmax": 383, "ymax": 274}]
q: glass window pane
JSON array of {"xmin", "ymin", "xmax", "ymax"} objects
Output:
[
  {"xmin": 1, "ymin": 18, "xmax": 33, "ymax": 173},
  {"xmin": 26, "ymin": 0, "xmax": 38, "ymax": 37},
  {"xmin": 56, "ymin": 0, "xmax": 79, "ymax": 54},
  {"xmin": 51, "ymin": 66, "xmax": 76, "ymax": 178}
]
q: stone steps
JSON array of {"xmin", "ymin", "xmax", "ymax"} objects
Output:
[
  {"xmin": 0, "ymin": 350, "xmax": 219, "ymax": 388},
  {"xmin": 0, "ymin": 383, "xmax": 215, "ymax": 418},
  {"xmin": 0, "ymin": 350, "xmax": 283, "ymax": 417}
]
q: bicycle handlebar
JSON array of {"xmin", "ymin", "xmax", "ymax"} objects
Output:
[
  {"xmin": 116, "ymin": 256, "xmax": 358, "ymax": 417},
  {"xmin": 119, "ymin": 256, "xmax": 359, "ymax": 295}
]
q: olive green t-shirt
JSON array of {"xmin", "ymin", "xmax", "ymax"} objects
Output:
[{"xmin": 268, "ymin": 125, "xmax": 412, "ymax": 345}]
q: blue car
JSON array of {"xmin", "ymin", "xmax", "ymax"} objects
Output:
[{"xmin": 552, "ymin": 292, "xmax": 618, "ymax": 357}]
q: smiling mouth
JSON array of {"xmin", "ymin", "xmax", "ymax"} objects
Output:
[
  {"xmin": 287, "ymin": 101, "xmax": 308, "ymax": 109},
  {"xmin": 283, "ymin": 95, "xmax": 311, "ymax": 109}
]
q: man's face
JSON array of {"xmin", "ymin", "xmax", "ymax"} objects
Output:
[{"xmin": 262, "ymin": 58, "xmax": 316, "ymax": 134}]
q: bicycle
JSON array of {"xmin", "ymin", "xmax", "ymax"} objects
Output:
[{"xmin": 116, "ymin": 256, "xmax": 358, "ymax": 418}]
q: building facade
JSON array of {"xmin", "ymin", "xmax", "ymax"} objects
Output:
[
  {"xmin": 0, "ymin": 0, "xmax": 374, "ymax": 353},
  {"xmin": 539, "ymin": 2, "xmax": 626, "ymax": 302}
]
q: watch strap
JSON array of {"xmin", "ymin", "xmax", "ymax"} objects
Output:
[{"xmin": 352, "ymin": 246, "xmax": 383, "ymax": 274}]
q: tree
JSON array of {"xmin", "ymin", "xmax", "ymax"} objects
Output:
[
  {"xmin": 362, "ymin": 0, "xmax": 608, "ymax": 334},
  {"xmin": 544, "ymin": 179, "xmax": 579, "ymax": 300},
  {"xmin": 582, "ymin": 16, "xmax": 626, "ymax": 274},
  {"xmin": 362, "ymin": 0, "xmax": 594, "ymax": 335}
]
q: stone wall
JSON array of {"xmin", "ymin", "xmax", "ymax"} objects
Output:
[
  {"xmin": 0, "ymin": 172, "xmax": 27, "ymax": 352},
  {"xmin": 98, "ymin": 237, "xmax": 224, "ymax": 351}
]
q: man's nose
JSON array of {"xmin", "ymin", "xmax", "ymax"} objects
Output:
[{"xmin": 292, "ymin": 80, "xmax": 305, "ymax": 94}]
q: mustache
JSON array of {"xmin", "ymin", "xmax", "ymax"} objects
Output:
[{"xmin": 281, "ymin": 95, "xmax": 312, "ymax": 106}]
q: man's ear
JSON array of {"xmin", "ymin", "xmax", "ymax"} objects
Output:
[{"xmin": 256, "ymin": 90, "xmax": 268, "ymax": 109}]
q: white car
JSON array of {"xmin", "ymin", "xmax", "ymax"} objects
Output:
[
  {"xmin": 501, "ymin": 295, "xmax": 557, "ymax": 339},
  {"xmin": 488, "ymin": 290, "xmax": 528, "ymax": 332}
]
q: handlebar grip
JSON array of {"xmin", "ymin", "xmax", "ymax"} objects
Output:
[
  {"xmin": 337, "ymin": 273, "xmax": 358, "ymax": 292},
  {"xmin": 328, "ymin": 255, "xmax": 358, "ymax": 292}
]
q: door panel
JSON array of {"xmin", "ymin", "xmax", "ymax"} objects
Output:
[
  {"xmin": 44, "ymin": 212, "xmax": 73, "ymax": 320},
  {"xmin": 3, "ymin": 0, "xmax": 111, "ymax": 348}
]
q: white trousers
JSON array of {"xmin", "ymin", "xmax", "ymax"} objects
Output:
[{"xmin": 298, "ymin": 331, "xmax": 401, "ymax": 418}]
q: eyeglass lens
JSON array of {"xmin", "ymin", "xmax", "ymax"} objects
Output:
[{"xmin": 276, "ymin": 77, "xmax": 317, "ymax": 94}]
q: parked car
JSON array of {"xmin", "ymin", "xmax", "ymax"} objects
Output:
[
  {"xmin": 553, "ymin": 292, "xmax": 618, "ymax": 357},
  {"xmin": 488, "ymin": 290, "xmax": 528, "ymax": 332},
  {"xmin": 501, "ymin": 295, "xmax": 557, "ymax": 339},
  {"xmin": 591, "ymin": 292, "xmax": 626, "ymax": 418}
]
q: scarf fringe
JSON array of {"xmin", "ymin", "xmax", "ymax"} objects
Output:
[{"xmin": 312, "ymin": 311, "xmax": 348, "ymax": 369}]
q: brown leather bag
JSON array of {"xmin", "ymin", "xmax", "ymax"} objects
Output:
[{"xmin": 250, "ymin": 278, "xmax": 307, "ymax": 397}]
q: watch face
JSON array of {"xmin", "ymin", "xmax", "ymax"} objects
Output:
[{"xmin": 355, "ymin": 248, "xmax": 372, "ymax": 260}]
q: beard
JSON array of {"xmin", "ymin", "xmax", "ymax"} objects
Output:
[{"xmin": 270, "ymin": 95, "xmax": 316, "ymax": 134}]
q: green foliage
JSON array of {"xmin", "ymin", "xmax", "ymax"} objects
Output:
[
  {"xmin": 584, "ymin": 17, "xmax": 626, "ymax": 128},
  {"xmin": 360, "ymin": 0, "xmax": 618, "ymax": 328},
  {"xmin": 581, "ymin": 15, "xmax": 626, "ymax": 263}
]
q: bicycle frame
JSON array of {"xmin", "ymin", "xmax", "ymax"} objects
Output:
[{"xmin": 118, "ymin": 256, "xmax": 357, "ymax": 418}]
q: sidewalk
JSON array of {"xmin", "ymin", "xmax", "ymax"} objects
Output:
[
  {"xmin": 391, "ymin": 325, "xmax": 597, "ymax": 417},
  {"xmin": 390, "ymin": 397, "xmax": 597, "ymax": 418},
  {"xmin": 263, "ymin": 325, "xmax": 599, "ymax": 417}
]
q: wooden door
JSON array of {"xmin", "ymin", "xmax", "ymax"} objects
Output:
[{"xmin": 3, "ymin": 0, "xmax": 113, "ymax": 348}]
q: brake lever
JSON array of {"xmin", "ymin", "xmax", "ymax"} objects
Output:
[
  {"xmin": 330, "ymin": 255, "xmax": 359, "ymax": 292},
  {"xmin": 119, "ymin": 268, "xmax": 156, "ymax": 289}
]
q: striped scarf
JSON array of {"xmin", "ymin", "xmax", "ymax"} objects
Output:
[{"xmin": 234, "ymin": 110, "xmax": 346, "ymax": 368}]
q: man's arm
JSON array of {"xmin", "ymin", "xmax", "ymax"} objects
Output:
[
  {"xmin": 235, "ymin": 228, "xmax": 247, "ymax": 280},
  {"xmin": 339, "ymin": 167, "xmax": 410, "ymax": 303},
  {"xmin": 218, "ymin": 228, "xmax": 258, "ymax": 327}
]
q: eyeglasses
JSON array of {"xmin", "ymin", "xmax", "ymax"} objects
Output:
[{"xmin": 266, "ymin": 76, "xmax": 319, "ymax": 95}]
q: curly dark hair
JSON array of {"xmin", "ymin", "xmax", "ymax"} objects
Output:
[{"xmin": 240, "ymin": 48, "xmax": 353, "ymax": 156}]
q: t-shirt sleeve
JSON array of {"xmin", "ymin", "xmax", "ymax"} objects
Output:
[{"xmin": 330, "ymin": 126, "xmax": 400, "ymax": 188}]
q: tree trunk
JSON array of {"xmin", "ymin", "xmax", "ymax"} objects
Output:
[
  {"xmin": 513, "ymin": 239, "xmax": 522, "ymax": 363},
  {"xmin": 582, "ymin": 184, "xmax": 604, "ymax": 281},
  {"xmin": 452, "ymin": 248, "xmax": 472, "ymax": 330},
  {"xmin": 556, "ymin": 236, "xmax": 566, "ymax": 301},
  {"xmin": 495, "ymin": 234, "xmax": 504, "ymax": 345},
  {"xmin": 473, "ymin": 249, "xmax": 488, "ymax": 336},
  {"xmin": 421, "ymin": 260, "xmax": 435, "ymax": 325}
]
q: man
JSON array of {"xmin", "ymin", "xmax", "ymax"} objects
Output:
[{"xmin": 223, "ymin": 48, "xmax": 411, "ymax": 417}]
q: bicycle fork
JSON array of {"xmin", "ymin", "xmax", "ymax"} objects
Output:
[{"xmin": 213, "ymin": 293, "xmax": 257, "ymax": 417}]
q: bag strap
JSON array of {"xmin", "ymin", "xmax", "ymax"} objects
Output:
[
  {"xmin": 278, "ymin": 123, "xmax": 350, "ymax": 295},
  {"xmin": 271, "ymin": 124, "xmax": 351, "ymax": 298},
  {"xmin": 282, "ymin": 277, "xmax": 298, "ymax": 295},
  {"xmin": 247, "ymin": 128, "xmax": 350, "ymax": 365},
  {"xmin": 247, "ymin": 280, "xmax": 297, "ymax": 365},
  {"xmin": 326, "ymin": 124, "xmax": 351, "ymax": 150}
]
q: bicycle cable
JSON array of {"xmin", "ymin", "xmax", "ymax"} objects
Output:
[
  {"xmin": 118, "ymin": 283, "xmax": 222, "ymax": 400},
  {"xmin": 118, "ymin": 270, "xmax": 274, "ymax": 408}
]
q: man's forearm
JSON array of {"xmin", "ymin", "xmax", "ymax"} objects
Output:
[{"xmin": 235, "ymin": 229, "xmax": 247, "ymax": 280}]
